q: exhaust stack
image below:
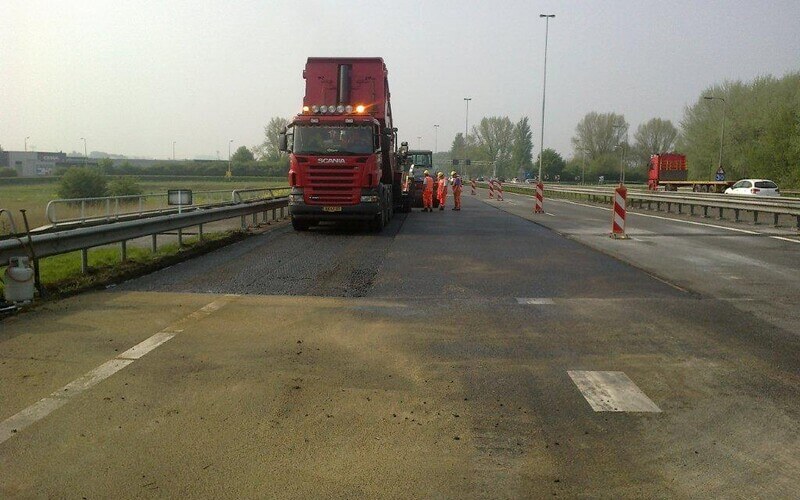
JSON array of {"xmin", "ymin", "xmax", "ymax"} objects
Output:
[{"xmin": 337, "ymin": 64, "xmax": 351, "ymax": 105}]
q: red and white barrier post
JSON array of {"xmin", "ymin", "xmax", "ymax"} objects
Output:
[
  {"xmin": 488, "ymin": 180, "xmax": 495, "ymax": 198},
  {"xmin": 533, "ymin": 182, "xmax": 544, "ymax": 213},
  {"xmin": 611, "ymin": 183, "xmax": 628, "ymax": 239},
  {"xmin": 471, "ymin": 179, "xmax": 477, "ymax": 195},
  {"xmin": 496, "ymin": 180, "xmax": 504, "ymax": 201}
]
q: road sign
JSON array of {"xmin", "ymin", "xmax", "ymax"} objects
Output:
[
  {"xmin": 452, "ymin": 159, "xmax": 460, "ymax": 166},
  {"xmin": 715, "ymin": 167, "xmax": 726, "ymax": 182}
]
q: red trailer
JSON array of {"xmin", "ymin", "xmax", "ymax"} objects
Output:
[
  {"xmin": 280, "ymin": 57, "xmax": 405, "ymax": 231},
  {"xmin": 647, "ymin": 153, "xmax": 733, "ymax": 192}
]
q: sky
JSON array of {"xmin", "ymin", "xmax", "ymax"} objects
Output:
[{"xmin": 2, "ymin": 0, "xmax": 799, "ymax": 160}]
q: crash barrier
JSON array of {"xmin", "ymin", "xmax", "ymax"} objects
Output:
[
  {"xmin": 471, "ymin": 179, "xmax": 477, "ymax": 195},
  {"xmin": 488, "ymin": 181, "xmax": 494, "ymax": 199},
  {"xmin": 45, "ymin": 187, "xmax": 290, "ymax": 230},
  {"xmin": 496, "ymin": 180, "xmax": 504, "ymax": 201},
  {"xmin": 0, "ymin": 196, "xmax": 290, "ymax": 275},
  {"xmin": 477, "ymin": 183, "xmax": 800, "ymax": 230},
  {"xmin": 611, "ymin": 185, "xmax": 628, "ymax": 239},
  {"xmin": 534, "ymin": 182, "xmax": 544, "ymax": 214}
]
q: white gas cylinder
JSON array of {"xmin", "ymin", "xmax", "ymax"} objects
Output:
[{"xmin": 3, "ymin": 256, "xmax": 35, "ymax": 303}]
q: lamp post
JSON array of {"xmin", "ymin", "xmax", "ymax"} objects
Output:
[
  {"xmin": 464, "ymin": 97, "xmax": 471, "ymax": 177},
  {"xmin": 80, "ymin": 137, "xmax": 87, "ymax": 166},
  {"xmin": 24, "ymin": 136, "xmax": 30, "ymax": 152},
  {"xmin": 172, "ymin": 141, "xmax": 176, "ymax": 160},
  {"xmin": 433, "ymin": 124, "xmax": 439, "ymax": 154},
  {"xmin": 704, "ymin": 95, "xmax": 726, "ymax": 173},
  {"xmin": 538, "ymin": 14, "xmax": 555, "ymax": 184},
  {"xmin": 227, "ymin": 139, "xmax": 234, "ymax": 178},
  {"xmin": 417, "ymin": 136, "xmax": 422, "ymax": 149}
]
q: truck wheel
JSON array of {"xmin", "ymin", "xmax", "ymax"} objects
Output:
[
  {"xmin": 291, "ymin": 218, "xmax": 310, "ymax": 231},
  {"xmin": 371, "ymin": 208, "xmax": 386, "ymax": 232}
]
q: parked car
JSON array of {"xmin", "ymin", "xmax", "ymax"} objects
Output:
[
  {"xmin": 724, "ymin": 179, "xmax": 780, "ymax": 196},
  {"xmin": 524, "ymin": 179, "xmax": 535, "ymax": 184},
  {"xmin": 477, "ymin": 176, "xmax": 484, "ymax": 182}
]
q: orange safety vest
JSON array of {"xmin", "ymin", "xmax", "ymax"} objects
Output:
[{"xmin": 423, "ymin": 176, "xmax": 434, "ymax": 193}]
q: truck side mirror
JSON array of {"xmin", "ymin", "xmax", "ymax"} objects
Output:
[{"xmin": 278, "ymin": 132, "xmax": 288, "ymax": 152}]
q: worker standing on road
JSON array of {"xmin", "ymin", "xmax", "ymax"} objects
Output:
[
  {"xmin": 437, "ymin": 171, "xmax": 448, "ymax": 211},
  {"xmin": 422, "ymin": 170, "xmax": 434, "ymax": 212},
  {"xmin": 450, "ymin": 171, "xmax": 462, "ymax": 211}
]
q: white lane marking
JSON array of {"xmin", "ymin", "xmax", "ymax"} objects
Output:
[
  {"xmin": 0, "ymin": 295, "xmax": 237, "ymax": 445},
  {"xmin": 568, "ymin": 370, "xmax": 661, "ymax": 413},
  {"xmin": 516, "ymin": 298, "xmax": 555, "ymax": 305},
  {"xmin": 545, "ymin": 212, "xmax": 555, "ymax": 217},
  {"xmin": 551, "ymin": 198, "xmax": 800, "ymax": 244}
]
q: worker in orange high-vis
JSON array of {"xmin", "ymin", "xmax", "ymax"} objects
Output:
[
  {"xmin": 437, "ymin": 171, "xmax": 448, "ymax": 211},
  {"xmin": 450, "ymin": 170, "xmax": 462, "ymax": 211},
  {"xmin": 422, "ymin": 170, "xmax": 434, "ymax": 212}
]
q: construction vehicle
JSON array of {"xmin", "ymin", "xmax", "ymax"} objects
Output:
[
  {"xmin": 280, "ymin": 57, "xmax": 406, "ymax": 231},
  {"xmin": 647, "ymin": 153, "xmax": 734, "ymax": 192},
  {"xmin": 402, "ymin": 149, "xmax": 438, "ymax": 208}
]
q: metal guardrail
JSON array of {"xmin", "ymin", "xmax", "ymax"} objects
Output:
[
  {"xmin": 45, "ymin": 189, "xmax": 282, "ymax": 228},
  {"xmin": 480, "ymin": 182, "xmax": 800, "ymax": 230},
  {"xmin": 1, "ymin": 195, "xmax": 290, "ymax": 272}
]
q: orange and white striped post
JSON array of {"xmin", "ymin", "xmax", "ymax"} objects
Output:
[
  {"xmin": 533, "ymin": 182, "xmax": 544, "ymax": 213},
  {"xmin": 496, "ymin": 180, "xmax": 504, "ymax": 201},
  {"xmin": 488, "ymin": 180, "xmax": 494, "ymax": 198},
  {"xmin": 471, "ymin": 179, "xmax": 477, "ymax": 195},
  {"xmin": 611, "ymin": 183, "xmax": 628, "ymax": 239}
]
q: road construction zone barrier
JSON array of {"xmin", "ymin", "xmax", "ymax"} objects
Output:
[
  {"xmin": 489, "ymin": 181, "xmax": 494, "ymax": 198},
  {"xmin": 496, "ymin": 180, "xmax": 504, "ymax": 201},
  {"xmin": 611, "ymin": 184, "xmax": 628, "ymax": 239},
  {"xmin": 534, "ymin": 182, "xmax": 544, "ymax": 213},
  {"xmin": 471, "ymin": 179, "xmax": 477, "ymax": 195}
]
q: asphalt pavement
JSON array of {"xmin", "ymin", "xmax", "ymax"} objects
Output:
[{"xmin": 1, "ymin": 192, "xmax": 798, "ymax": 498}]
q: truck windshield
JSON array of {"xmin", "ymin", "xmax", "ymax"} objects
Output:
[
  {"xmin": 293, "ymin": 125, "xmax": 375, "ymax": 155},
  {"xmin": 409, "ymin": 154, "xmax": 432, "ymax": 166}
]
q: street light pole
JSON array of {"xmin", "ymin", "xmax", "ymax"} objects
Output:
[
  {"xmin": 80, "ymin": 137, "xmax": 87, "ymax": 166},
  {"xmin": 538, "ymin": 14, "xmax": 555, "ymax": 183},
  {"xmin": 24, "ymin": 136, "xmax": 30, "ymax": 152},
  {"xmin": 464, "ymin": 97, "xmax": 471, "ymax": 177},
  {"xmin": 417, "ymin": 136, "xmax": 422, "ymax": 149},
  {"xmin": 433, "ymin": 124, "xmax": 439, "ymax": 154},
  {"xmin": 704, "ymin": 96, "xmax": 726, "ymax": 172},
  {"xmin": 172, "ymin": 141, "xmax": 176, "ymax": 160},
  {"xmin": 227, "ymin": 139, "xmax": 234, "ymax": 178}
]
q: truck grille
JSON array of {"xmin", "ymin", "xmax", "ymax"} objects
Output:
[{"xmin": 306, "ymin": 164, "xmax": 359, "ymax": 204}]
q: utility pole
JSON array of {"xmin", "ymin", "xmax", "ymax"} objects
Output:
[
  {"xmin": 172, "ymin": 141, "xmax": 176, "ymax": 160},
  {"xmin": 227, "ymin": 139, "xmax": 234, "ymax": 178},
  {"xmin": 464, "ymin": 97, "xmax": 472, "ymax": 178},
  {"xmin": 433, "ymin": 124, "xmax": 439, "ymax": 154},
  {"xmin": 538, "ymin": 14, "xmax": 555, "ymax": 183},
  {"xmin": 24, "ymin": 136, "xmax": 30, "ymax": 152},
  {"xmin": 80, "ymin": 137, "xmax": 87, "ymax": 166}
]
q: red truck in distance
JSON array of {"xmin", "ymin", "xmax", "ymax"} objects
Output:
[
  {"xmin": 280, "ymin": 57, "xmax": 407, "ymax": 231},
  {"xmin": 647, "ymin": 153, "xmax": 734, "ymax": 192}
]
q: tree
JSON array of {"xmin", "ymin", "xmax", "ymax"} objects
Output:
[
  {"xmin": 97, "ymin": 158, "xmax": 115, "ymax": 174},
  {"xmin": 0, "ymin": 167, "xmax": 17, "ymax": 177},
  {"xmin": 510, "ymin": 117, "xmax": 534, "ymax": 178},
  {"xmin": 536, "ymin": 148, "xmax": 566, "ymax": 180},
  {"xmin": 256, "ymin": 117, "xmax": 290, "ymax": 161},
  {"xmin": 450, "ymin": 133, "xmax": 467, "ymax": 160},
  {"xmin": 633, "ymin": 118, "xmax": 678, "ymax": 165},
  {"xmin": 678, "ymin": 72, "xmax": 800, "ymax": 185},
  {"xmin": 231, "ymin": 145, "xmax": 255, "ymax": 163},
  {"xmin": 571, "ymin": 112, "xmax": 629, "ymax": 159},
  {"xmin": 471, "ymin": 116, "xmax": 515, "ymax": 177},
  {"xmin": 58, "ymin": 167, "xmax": 108, "ymax": 199}
]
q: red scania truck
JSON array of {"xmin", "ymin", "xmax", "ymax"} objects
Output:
[{"xmin": 280, "ymin": 57, "xmax": 406, "ymax": 231}]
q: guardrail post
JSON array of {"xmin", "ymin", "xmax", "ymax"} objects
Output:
[
  {"xmin": 753, "ymin": 211, "xmax": 759, "ymax": 224},
  {"xmin": 252, "ymin": 213, "xmax": 257, "ymax": 225},
  {"xmin": 199, "ymin": 224, "xmax": 204, "ymax": 241},
  {"xmin": 796, "ymin": 215, "xmax": 799, "ymax": 231},
  {"xmin": 774, "ymin": 213, "xmax": 779, "ymax": 227},
  {"xmin": 272, "ymin": 208, "xmax": 276, "ymax": 222},
  {"xmin": 178, "ymin": 228, "xmax": 183, "ymax": 248},
  {"xmin": 81, "ymin": 248, "xmax": 88, "ymax": 274},
  {"xmin": 677, "ymin": 203, "xmax": 682, "ymax": 214},
  {"xmin": 703, "ymin": 206, "xmax": 709, "ymax": 218},
  {"xmin": 120, "ymin": 240, "xmax": 127, "ymax": 262},
  {"xmin": 667, "ymin": 202, "xmax": 672, "ymax": 213},
  {"xmin": 81, "ymin": 200, "xmax": 86, "ymax": 223},
  {"xmin": 281, "ymin": 207, "xmax": 285, "ymax": 219},
  {"xmin": 718, "ymin": 207, "xmax": 724, "ymax": 219},
  {"xmin": 657, "ymin": 201, "xmax": 662, "ymax": 211},
  {"xmin": 241, "ymin": 215, "xmax": 247, "ymax": 230},
  {"xmin": 734, "ymin": 209, "xmax": 740, "ymax": 222},
  {"xmin": 152, "ymin": 234, "xmax": 158, "ymax": 253},
  {"xmin": 689, "ymin": 205, "xmax": 695, "ymax": 215}
]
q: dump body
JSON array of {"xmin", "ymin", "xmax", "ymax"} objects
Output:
[
  {"xmin": 285, "ymin": 57, "xmax": 403, "ymax": 230},
  {"xmin": 647, "ymin": 153, "xmax": 733, "ymax": 192}
]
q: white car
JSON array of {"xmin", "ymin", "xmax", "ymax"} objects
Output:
[{"xmin": 724, "ymin": 179, "xmax": 780, "ymax": 196}]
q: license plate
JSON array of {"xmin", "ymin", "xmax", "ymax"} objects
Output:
[{"xmin": 323, "ymin": 206, "xmax": 342, "ymax": 212}]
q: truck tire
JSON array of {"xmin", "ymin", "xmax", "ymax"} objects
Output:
[{"xmin": 291, "ymin": 217, "xmax": 310, "ymax": 231}]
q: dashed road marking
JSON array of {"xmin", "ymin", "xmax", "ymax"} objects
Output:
[
  {"xmin": 568, "ymin": 370, "xmax": 661, "ymax": 412},
  {"xmin": 0, "ymin": 295, "xmax": 238, "ymax": 445},
  {"xmin": 516, "ymin": 298, "xmax": 555, "ymax": 305}
]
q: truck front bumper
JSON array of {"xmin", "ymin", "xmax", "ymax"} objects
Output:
[{"xmin": 288, "ymin": 188, "xmax": 381, "ymax": 222}]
